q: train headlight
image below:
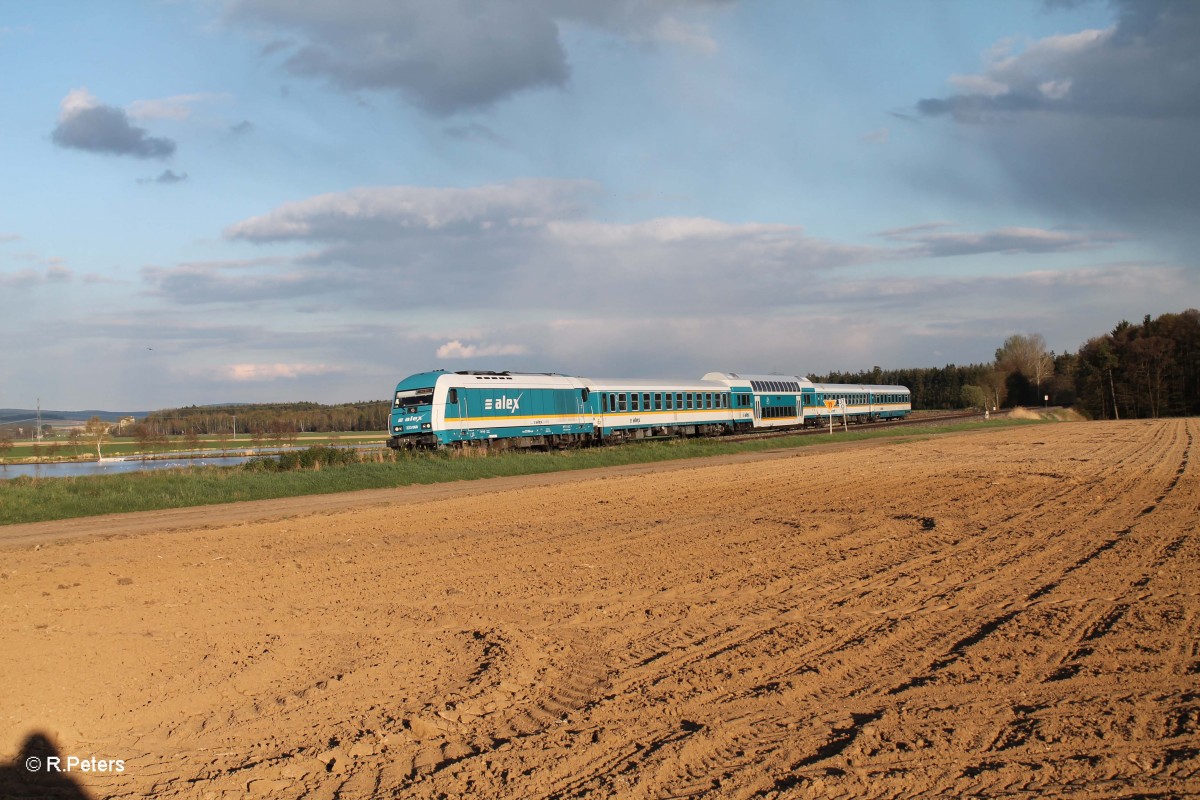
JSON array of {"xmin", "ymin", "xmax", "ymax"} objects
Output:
[
  {"xmin": 393, "ymin": 426, "xmax": 401, "ymax": 432},
  {"xmin": 421, "ymin": 423, "xmax": 431, "ymax": 430}
]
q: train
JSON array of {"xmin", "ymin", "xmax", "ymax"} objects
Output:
[{"xmin": 387, "ymin": 370, "xmax": 911, "ymax": 450}]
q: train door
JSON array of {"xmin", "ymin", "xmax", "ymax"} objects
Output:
[
  {"xmin": 448, "ymin": 387, "xmax": 468, "ymax": 437},
  {"xmin": 753, "ymin": 395, "xmax": 761, "ymax": 423}
]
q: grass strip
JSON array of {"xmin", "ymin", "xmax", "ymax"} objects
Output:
[{"xmin": 0, "ymin": 419, "xmax": 1043, "ymax": 526}]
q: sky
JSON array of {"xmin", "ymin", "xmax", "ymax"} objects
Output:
[{"xmin": 1, "ymin": 0, "xmax": 1197, "ymax": 410}]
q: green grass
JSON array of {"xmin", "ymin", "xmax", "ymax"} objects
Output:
[{"xmin": 0, "ymin": 419, "xmax": 1044, "ymax": 525}]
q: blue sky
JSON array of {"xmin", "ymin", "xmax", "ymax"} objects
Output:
[{"xmin": 2, "ymin": 0, "xmax": 1196, "ymax": 409}]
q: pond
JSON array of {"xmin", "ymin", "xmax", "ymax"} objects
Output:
[{"xmin": 0, "ymin": 454, "xmax": 260, "ymax": 480}]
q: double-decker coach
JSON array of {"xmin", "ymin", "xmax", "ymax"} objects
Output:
[{"xmin": 703, "ymin": 372, "xmax": 817, "ymax": 429}]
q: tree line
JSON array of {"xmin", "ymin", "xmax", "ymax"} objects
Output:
[
  {"xmin": 813, "ymin": 309, "xmax": 1198, "ymax": 418},
  {"xmin": 1072, "ymin": 310, "xmax": 1200, "ymax": 419},
  {"xmin": 810, "ymin": 363, "xmax": 998, "ymax": 411},
  {"xmin": 140, "ymin": 401, "xmax": 391, "ymax": 436}
]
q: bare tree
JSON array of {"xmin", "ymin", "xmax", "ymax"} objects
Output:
[
  {"xmin": 996, "ymin": 333, "xmax": 1055, "ymax": 403},
  {"xmin": 84, "ymin": 416, "xmax": 110, "ymax": 460},
  {"xmin": 978, "ymin": 370, "xmax": 1008, "ymax": 411}
]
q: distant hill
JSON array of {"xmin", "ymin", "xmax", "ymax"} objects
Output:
[{"xmin": 0, "ymin": 409, "xmax": 148, "ymax": 426}]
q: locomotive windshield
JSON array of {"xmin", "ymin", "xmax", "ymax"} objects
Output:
[{"xmin": 395, "ymin": 387, "xmax": 435, "ymax": 407}]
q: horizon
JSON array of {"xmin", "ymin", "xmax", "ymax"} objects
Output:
[{"xmin": 2, "ymin": 1, "xmax": 1197, "ymax": 409}]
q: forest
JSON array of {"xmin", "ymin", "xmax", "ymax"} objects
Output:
[{"xmin": 140, "ymin": 401, "xmax": 389, "ymax": 437}]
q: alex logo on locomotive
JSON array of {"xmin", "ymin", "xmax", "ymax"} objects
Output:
[{"xmin": 483, "ymin": 393, "xmax": 523, "ymax": 413}]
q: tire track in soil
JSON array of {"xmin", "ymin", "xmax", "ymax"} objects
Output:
[{"xmin": 613, "ymin": 421, "xmax": 1200, "ymax": 798}]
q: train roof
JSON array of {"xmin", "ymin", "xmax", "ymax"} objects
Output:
[
  {"xmin": 811, "ymin": 382, "xmax": 911, "ymax": 393},
  {"xmin": 395, "ymin": 370, "xmax": 587, "ymax": 390},
  {"xmin": 703, "ymin": 373, "xmax": 818, "ymax": 393},
  {"xmin": 585, "ymin": 377, "xmax": 728, "ymax": 391}
]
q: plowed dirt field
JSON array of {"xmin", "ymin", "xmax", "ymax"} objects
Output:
[{"xmin": 1, "ymin": 419, "xmax": 1197, "ymax": 799}]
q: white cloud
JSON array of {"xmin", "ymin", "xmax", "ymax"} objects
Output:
[
  {"xmin": 225, "ymin": 179, "xmax": 598, "ymax": 241},
  {"xmin": 861, "ymin": 127, "xmax": 889, "ymax": 144},
  {"xmin": 651, "ymin": 16, "xmax": 719, "ymax": 55},
  {"xmin": 436, "ymin": 340, "xmax": 530, "ymax": 358},
  {"xmin": 0, "ymin": 265, "xmax": 72, "ymax": 288},
  {"xmin": 126, "ymin": 92, "xmax": 230, "ymax": 121},
  {"xmin": 1038, "ymin": 78, "xmax": 1072, "ymax": 100},
  {"xmin": 878, "ymin": 223, "xmax": 1122, "ymax": 256},
  {"xmin": 224, "ymin": 363, "xmax": 343, "ymax": 381},
  {"xmin": 60, "ymin": 87, "xmax": 100, "ymax": 115}
]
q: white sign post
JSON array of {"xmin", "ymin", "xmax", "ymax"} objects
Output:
[
  {"xmin": 824, "ymin": 399, "xmax": 836, "ymax": 434},
  {"xmin": 839, "ymin": 397, "xmax": 848, "ymax": 432}
]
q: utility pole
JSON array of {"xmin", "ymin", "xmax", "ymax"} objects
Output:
[{"xmin": 36, "ymin": 398, "xmax": 42, "ymax": 442}]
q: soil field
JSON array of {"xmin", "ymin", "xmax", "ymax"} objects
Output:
[{"xmin": 1, "ymin": 420, "xmax": 1197, "ymax": 799}]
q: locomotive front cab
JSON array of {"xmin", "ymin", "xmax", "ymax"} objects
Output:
[{"xmin": 387, "ymin": 372, "xmax": 443, "ymax": 449}]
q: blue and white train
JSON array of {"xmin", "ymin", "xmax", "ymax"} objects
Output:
[{"xmin": 388, "ymin": 370, "xmax": 910, "ymax": 449}]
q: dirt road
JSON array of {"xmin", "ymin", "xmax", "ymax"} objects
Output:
[{"xmin": 1, "ymin": 420, "xmax": 1196, "ymax": 798}]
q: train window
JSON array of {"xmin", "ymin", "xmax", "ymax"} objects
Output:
[
  {"xmin": 643, "ymin": 393, "xmax": 651, "ymax": 410},
  {"xmin": 395, "ymin": 387, "xmax": 435, "ymax": 407},
  {"xmin": 618, "ymin": 393, "xmax": 627, "ymax": 412},
  {"xmin": 631, "ymin": 393, "xmax": 640, "ymax": 411},
  {"xmin": 581, "ymin": 388, "xmax": 589, "ymax": 402},
  {"xmin": 665, "ymin": 393, "xmax": 674, "ymax": 410},
  {"xmin": 686, "ymin": 394, "xmax": 694, "ymax": 409},
  {"xmin": 653, "ymin": 393, "xmax": 661, "ymax": 410},
  {"xmin": 447, "ymin": 388, "xmax": 458, "ymax": 404}
]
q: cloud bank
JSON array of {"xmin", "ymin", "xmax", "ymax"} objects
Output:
[
  {"xmin": 915, "ymin": 0, "xmax": 1200, "ymax": 241},
  {"xmin": 224, "ymin": 0, "xmax": 729, "ymax": 114}
]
